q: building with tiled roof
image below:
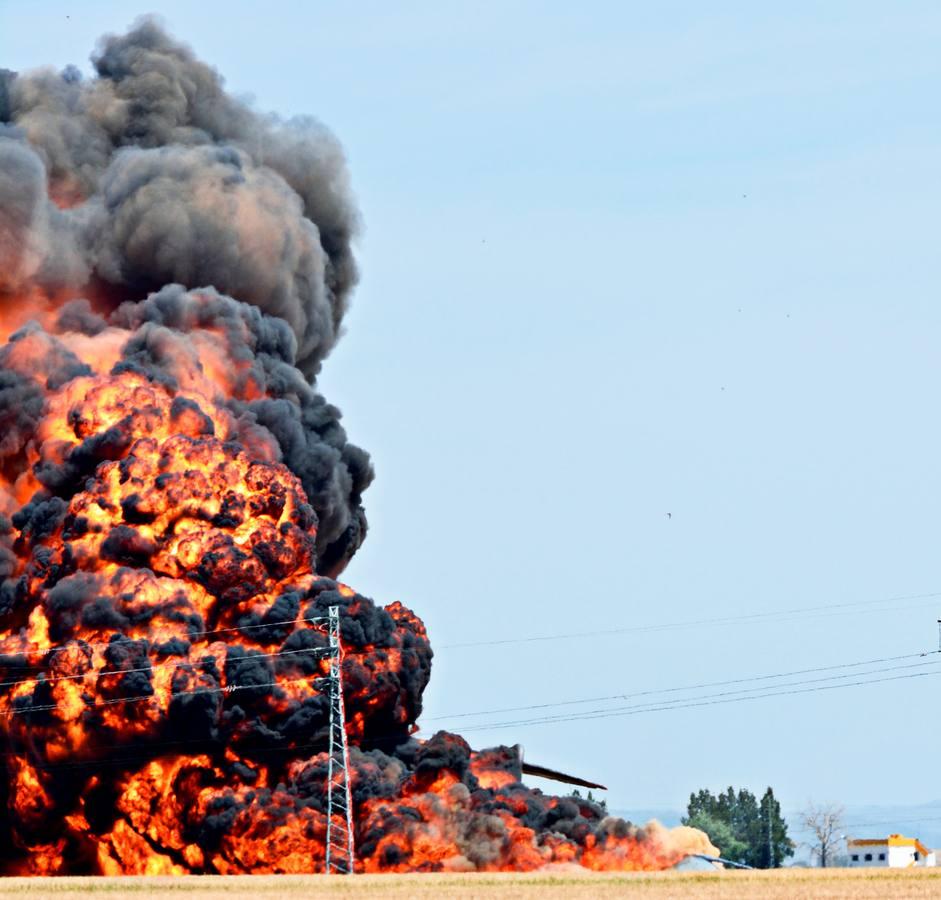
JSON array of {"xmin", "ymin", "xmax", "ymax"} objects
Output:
[{"xmin": 847, "ymin": 834, "xmax": 936, "ymax": 868}]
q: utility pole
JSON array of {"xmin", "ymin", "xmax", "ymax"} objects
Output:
[
  {"xmin": 324, "ymin": 605, "xmax": 355, "ymax": 875},
  {"xmin": 767, "ymin": 795, "xmax": 773, "ymax": 868}
]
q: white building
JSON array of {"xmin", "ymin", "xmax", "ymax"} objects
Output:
[{"xmin": 847, "ymin": 834, "xmax": 936, "ymax": 868}]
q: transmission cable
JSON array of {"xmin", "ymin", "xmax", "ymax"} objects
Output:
[
  {"xmin": 443, "ymin": 656, "xmax": 941, "ymax": 728},
  {"xmin": 0, "ymin": 670, "xmax": 326, "ymax": 719},
  {"xmin": 426, "ymin": 649, "xmax": 939, "ymax": 722},
  {"xmin": 0, "ymin": 642, "xmax": 333, "ymax": 694},
  {"xmin": 8, "ymin": 653, "xmax": 941, "ymax": 776},
  {"xmin": 440, "ymin": 590, "xmax": 941, "ymax": 649},
  {"xmin": 0, "ymin": 613, "xmax": 332, "ymax": 664},
  {"xmin": 447, "ymin": 665, "xmax": 941, "ymax": 732}
]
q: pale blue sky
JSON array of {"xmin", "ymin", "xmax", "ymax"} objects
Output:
[{"xmin": 4, "ymin": 1, "xmax": 941, "ymax": 813}]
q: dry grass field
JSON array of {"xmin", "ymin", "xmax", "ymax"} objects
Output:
[{"xmin": 0, "ymin": 870, "xmax": 939, "ymax": 900}]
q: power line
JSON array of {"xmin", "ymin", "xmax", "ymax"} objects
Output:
[
  {"xmin": 0, "ymin": 643, "xmax": 332, "ymax": 694},
  {"xmin": 1, "ymin": 585, "xmax": 937, "ymax": 672},
  {"xmin": 439, "ymin": 590, "xmax": 941, "ymax": 649},
  {"xmin": 1, "ymin": 590, "xmax": 936, "ymax": 671},
  {"xmin": 0, "ymin": 614, "xmax": 332, "ymax": 666},
  {"xmin": 842, "ymin": 815, "xmax": 941, "ymax": 830},
  {"xmin": 0, "ymin": 667, "xmax": 329, "ymax": 719},
  {"xmin": 446, "ymin": 665, "xmax": 941, "ymax": 733},
  {"xmin": 426, "ymin": 650, "xmax": 938, "ymax": 722},
  {"xmin": 5, "ymin": 733, "xmax": 331, "ymax": 772},
  {"xmin": 7, "ymin": 652, "xmax": 941, "ymax": 782},
  {"xmin": 6, "ymin": 648, "xmax": 938, "ymax": 740},
  {"xmin": 457, "ymin": 656, "xmax": 941, "ymax": 728},
  {"xmin": 4, "ymin": 643, "xmax": 939, "ymax": 785}
]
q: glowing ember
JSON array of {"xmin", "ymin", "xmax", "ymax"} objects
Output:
[{"xmin": 0, "ymin": 20, "xmax": 715, "ymax": 874}]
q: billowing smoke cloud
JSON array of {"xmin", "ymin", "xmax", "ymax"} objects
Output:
[
  {"xmin": 4, "ymin": 18, "xmax": 356, "ymax": 348},
  {"xmin": 0, "ymin": 132, "xmax": 89, "ymax": 294},
  {"xmin": 0, "ymin": 21, "xmax": 716, "ymax": 875},
  {"xmin": 0, "ymin": 17, "xmax": 365, "ymax": 569}
]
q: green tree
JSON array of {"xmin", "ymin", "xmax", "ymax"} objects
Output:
[
  {"xmin": 756, "ymin": 788, "xmax": 794, "ymax": 868},
  {"xmin": 684, "ymin": 786, "xmax": 793, "ymax": 868},
  {"xmin": 732, "ymin": 788, "xmax": 761, "ymax": 865},
  {"xmin": 685, "ymin": 810, "xmax": 748, "ymax": 862},
  {"xmin": 687, "ymin": 788, "xmax": 722, "ymax": 821}
]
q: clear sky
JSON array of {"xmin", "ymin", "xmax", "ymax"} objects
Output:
[{"xmin": 4, "ymin": 1, "xmax": 941, "ymax": 814}]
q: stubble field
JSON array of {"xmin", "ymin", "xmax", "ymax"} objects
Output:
[{"xmin": 0, "ymin": 870, "xmax": 939, "ymax": 899}]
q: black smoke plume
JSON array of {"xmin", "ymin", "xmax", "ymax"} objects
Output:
[
  {"xmin": 0, "ymin": 17, "xmax": 368, "ymax": 572},
  {"xmin": 0, "ymin": 20, "xmax": 716, "ymax": 875}
]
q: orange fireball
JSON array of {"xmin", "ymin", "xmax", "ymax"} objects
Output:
[{"xmin": 0, "ymin": 20, "xmax": 714, "ymax": 876}]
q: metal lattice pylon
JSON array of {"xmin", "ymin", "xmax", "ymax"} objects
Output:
[{"xmin": 325, "ymin": 605, "xmax": 355, "ymax": 874}]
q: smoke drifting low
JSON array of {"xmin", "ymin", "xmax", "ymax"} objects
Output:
[{"xmin": 0, "ymin": 20, "xmax": 714, "ymax": 874}]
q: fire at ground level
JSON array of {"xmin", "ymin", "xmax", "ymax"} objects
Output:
[
  {"xmin": 0, "ymin": 21, "xmax": 718, "ymax": 876},
  {"xmin": 0, "ymin": 870, "xmax": 938, "ymax": 900}
]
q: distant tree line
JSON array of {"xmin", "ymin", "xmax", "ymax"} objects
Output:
[{"xmin": 683, "ymin": 786, "xmax": 794, "ymax": 868}]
